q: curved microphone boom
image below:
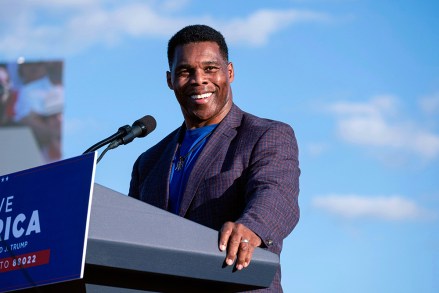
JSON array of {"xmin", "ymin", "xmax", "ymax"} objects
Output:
[
  {"xmin": 83, "ymin": 125, "xmax": 131, "ymax": 154},
  {"xmin": 83, "ymin": 115, "xmax": 157, "ymax": 163}
]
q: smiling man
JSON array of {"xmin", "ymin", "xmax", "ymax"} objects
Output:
[{"xmin": 129, "ymin": 25, "xmax": 300, "ymax": 292}]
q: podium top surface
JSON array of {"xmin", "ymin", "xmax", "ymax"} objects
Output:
[{"xmin": 86, "ymin": 184, "xmax": 279, "ymax": 291}]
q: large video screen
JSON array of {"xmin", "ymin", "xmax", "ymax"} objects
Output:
[{"xmin": 0, "ymin": 60, "xmax": 64, "ymax": 163}]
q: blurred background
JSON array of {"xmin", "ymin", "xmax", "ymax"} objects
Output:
[{"xmin": 1, "ymin": 1, "xmax": 438, "ymax": 292}]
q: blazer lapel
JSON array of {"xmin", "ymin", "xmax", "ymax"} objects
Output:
[
  {"xmin": 147, "ymin": 127, "xmax": 182, "ymax": 210},
  {"xmin": 178, "ymin": 104, "xmax": 243, "ymax": 216}
]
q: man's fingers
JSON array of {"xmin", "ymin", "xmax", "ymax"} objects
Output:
[
  {"xmin": 219, "ymin": 222, "xmax": 261, "ymax": 270},
  {"xmin": 235, "ymin": 239, "xmax": 249, "ymax": 270},
  {"xmin": 225, "ymin": 232, "xmax": 241, "ymax": 266},
  {"xmin": 219, "ymin": 222, "xmax": 234, "ymax": 251}
]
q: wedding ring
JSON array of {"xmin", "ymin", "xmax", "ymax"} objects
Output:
[{"xmin": 241, "ymin": 239, "xmax": 249, "ymax": 243}]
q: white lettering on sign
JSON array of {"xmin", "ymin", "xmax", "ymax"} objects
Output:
[
  {"xmin": 0, "ymin": 196, "xmax": 14, "ymax": 213},
  {"xmin": 0, "ymin": 210, "xmax": 41, "ymax": 241}
]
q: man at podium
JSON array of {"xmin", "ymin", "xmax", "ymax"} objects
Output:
[{"xmin": 129, "ymin": 24, "xmax": 300, "ymax": 292}]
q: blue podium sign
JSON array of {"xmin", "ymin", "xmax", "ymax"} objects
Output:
[{"xmin": 0, "ymin": 153, "xmax": 96, "ymax": 292}]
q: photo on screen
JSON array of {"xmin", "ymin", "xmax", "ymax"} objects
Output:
[{"xmin": 0, "ymin": 60, "xmax": 64, "ymax": 164}]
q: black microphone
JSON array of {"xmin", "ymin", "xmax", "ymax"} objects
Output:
[{"xmin": 109, "ymin": 115, "xmax": 156, "ymax": 149}]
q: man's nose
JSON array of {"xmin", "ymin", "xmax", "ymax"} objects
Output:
[{"xmin": 190, "ymin": 69, "xmax": 208, "ymax": 85}]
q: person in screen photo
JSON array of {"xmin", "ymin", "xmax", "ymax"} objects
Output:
[{"xmin": 13, "ymin": 61, "xmax": 64, "ymax": 162}]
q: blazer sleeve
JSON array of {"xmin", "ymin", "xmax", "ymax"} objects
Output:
[
  {"xmin": 128, "ymin": 155, "xmax": 141, "ymax": 200},
  {"xmin": 236, "ymin": 122, "xmax": 300, "ymax": 254}
]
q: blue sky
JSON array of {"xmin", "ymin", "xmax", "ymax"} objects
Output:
[{"xmin": 1, "ymin": 1, "xmax": 438, "ymax": 292}]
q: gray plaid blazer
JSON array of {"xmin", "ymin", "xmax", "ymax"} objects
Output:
[{"xmin": 129, "ymin": 104, "xmax": 300, "ymax": 292}]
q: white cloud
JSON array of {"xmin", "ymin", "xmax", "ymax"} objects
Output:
[
  {"xmin": 328, "ymin": 95, "xmax": 398, "ymax": 117},
  {"xmin": 327, "ymin": 95, "xmax": 439, "ymax": 160},
  {"xmin": 307, "ymin": 142, "xmax": 330, "ymax": 156},
  {"xmin": 161, "ymin": 0, "xmax": 191, "ymax": 12},
  {"xmin": 312, "ymin": 194, "xmax": 433, "ymax": 221},
  {"xmin": 0, "ymin": 1, "xmax": 329, "ymax": 58},
  {"xmin": 419, "ymin": 92, "xmax": 439, "ymax": 116},
  {"xmin": 220, "ymin": 9, "xmax": 329, "ymax": 46}
]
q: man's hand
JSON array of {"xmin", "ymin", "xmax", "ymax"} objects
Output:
[{"xmin": 219, "ymin": 222, "xmax": 262, "ymax": 270}]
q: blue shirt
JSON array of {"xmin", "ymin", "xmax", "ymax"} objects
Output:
[{"xmin": 169, "ymin": 124, "xmax": 217, "ymax": 214}]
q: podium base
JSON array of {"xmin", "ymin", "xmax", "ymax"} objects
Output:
[{"xmin": 15, "ymin": 264, "xmax": 262, "ymax": 293}]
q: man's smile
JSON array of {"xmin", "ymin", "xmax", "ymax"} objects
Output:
[{"xmin": 191, "ymin": 92, "xmax": 213, "ymax": 100}]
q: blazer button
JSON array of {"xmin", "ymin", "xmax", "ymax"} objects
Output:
[{"xmin": 266, "ymin": 239, "xmax": 273, "ymax": 246}]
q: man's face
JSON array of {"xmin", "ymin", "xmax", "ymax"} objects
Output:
[{"xmin": 167, "ymin": 41, "xmax": 234, "ymax": 129}]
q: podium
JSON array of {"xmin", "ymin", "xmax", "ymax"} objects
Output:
[
  {"xmin": 85, "ymin": 184, "xmax": 279, "ymax": 292},
  {"xmin": 14, "ymin": 184, "xmax": 278, "ymax": 292}
]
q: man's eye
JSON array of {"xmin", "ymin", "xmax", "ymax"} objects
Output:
[
  {"xmin": 176, "ymin": 69, "xmax": 189, "ymax": 76},
  {"xmin": 205, "ymin": 66, "xmax": 218, "ymax": 72}
]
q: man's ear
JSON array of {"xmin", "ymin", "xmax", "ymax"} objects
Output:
[
  {"xmin": 228, "ymin": 62, "xmax": 234, "ymax": 83},
  {"xmin": 166, "ymin": 71, "xmax": 173, "ymax": 90}
]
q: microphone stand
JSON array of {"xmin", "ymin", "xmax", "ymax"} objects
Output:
[{"xmin": 83, "ymin": 125, "xmax": 131, "ymax": 163}]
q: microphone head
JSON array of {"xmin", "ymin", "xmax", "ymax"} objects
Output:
[{"xmin": 135, "ymin": 115, "xmax": 157, "ymax": 137}]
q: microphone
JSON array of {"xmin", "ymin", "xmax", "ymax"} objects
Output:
[
  {"xmin": 108, "ymin": 115, "xmax": 156, "ymax": 150},
  {"xmin": 83, "ymin": 115, "xmax": 156, "ymax": 163}
]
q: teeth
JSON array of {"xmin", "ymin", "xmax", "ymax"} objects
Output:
[{"xmin": 191, "ymin": 93, "xmax": 212, "ymax": 100}]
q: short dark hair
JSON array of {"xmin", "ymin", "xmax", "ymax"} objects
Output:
[{"xmin": 167, "ymin": 24, "xmax": 229, "ymax": 69}]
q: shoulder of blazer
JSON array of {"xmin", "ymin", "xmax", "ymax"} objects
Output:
[{"xmin": 229, "ymin": 103, "xmax": 292, "ymax": 134}]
